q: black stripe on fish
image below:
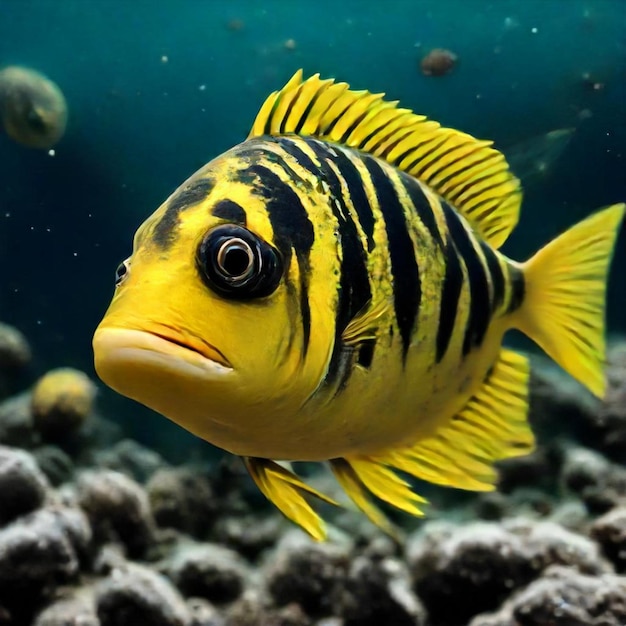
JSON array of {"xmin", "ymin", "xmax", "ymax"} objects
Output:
[
  {"xmin": 275, "ymin": 137, "xmax": 320, "ymax": 178},
  {"xmin": 153, "ymin": 178, "xmax": 214, "ymax": 248},
  {"xmin": 364, "ymin": 156, "xmax": 421, "ymax": 364},
  {"xmin": 436, "ymin": 233, "xmax": 464, "ymax": 363},
  {"xmin": 507, "ymin": 265, "xmax": 525, "ymax": 314},
  {"xmin": 399, "ymin": 173, "xmax": 444, "ymax": 249},
  {"xmin": 240, "ymin": 164, "xmax": 314, "ymax": 357},
  {"xmin": 331, "ymin": 147, "xmax": 376, "ymax": 252},
  {"xmin": 442, "ymin": 202, "xmax": 491, "ymax": 356},
  {"xmin": 479, "ymin": 240, "xmax": 505, "ymax": 313},
  {"xmin": 307, "ymin": 140, "xmax": 372, "ymax": 391},
  {"xmin": 211, "ymin": 199, "xmax": 247, "ymax": 225}
]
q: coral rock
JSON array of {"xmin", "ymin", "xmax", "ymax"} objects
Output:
[
  {"xmin": 32, "ymin": 444, "xmax": 74, "ymax": 486},
  {"xmin": 147, "ymin": 467, "xmax": 216, "ymax": 536},
  {"xmin": 591, "ymin": 506, "xmax": 626, "ymax": 573},
  {"xmin": 408, "ymin": 518, "xmax": 608, "ymax": 625},
  {"xmin": 266, "ymin": 531, "xmax": 350, "ymax": 618},
  {"xmin": 472, "ymin": 566, "xmax": 626, "ymax": 626},
  {"xmin": 340, "ymin": 556, "xmax": 426, "ymax": 626},
  {"xmin": 33, "ymin": 588, "xmax": 98, "ymax": 626},
  {"xmin": 96, "ymin": 438, "xmax": 166, "ymax": 483},
  {"xmin": 0, "ymin": 445, "xmax": 49, "ymax": 526},
  {"xmin": 0, "ymin": 506, "xmax": 91, "ymax": 623},
  {"xmin": 77, "ymin": 469, "xmax": 155, "ymax": 558},
  {"xmin": 165, "ymin": 539, "xmax": 249, "ymax": 605},
  {"xmin": 0, "ymin": 323, "xmax": 31, "ymax": 398},
  {"xmin": 96, "ymin": 562, "xmax": 191, "ymax": 626},
  {"xmin": 0, "ymin": 391, "xmax": 37, "ymax": 448}
]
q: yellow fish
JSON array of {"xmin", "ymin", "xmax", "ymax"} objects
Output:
[{"xmin": 93, "ymin": 71, "xmax": 624, "ymax": 540}]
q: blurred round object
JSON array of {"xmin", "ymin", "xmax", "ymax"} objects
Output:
[
  {"xmin": 0, "ymin": 322, "xmax": 31, "ymax": 372},
  {"xmin": 31, "ymin": 368, "xmax": 96, "ymax": 441},
  {"xmin": 0, "ymin": 65, "xmax": 67, "ymax": 149},
  {"xmin": 420, "ymin": 48, "xmax": 458, "ymax": 77}
]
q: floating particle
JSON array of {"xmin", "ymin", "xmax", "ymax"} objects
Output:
[
  {"xmin": 161, "ymin": 55, "xmax": 169, "ymax": 64},
  {"xmin": 284, "ymin": 38, "xmax": 297, "ymax": 51},
  {"xmin": 420, "ymin": 48, "xmax": 458, "ymax": 77},
  {"xmin": 581, "ymin": 72, "xmax": 605, "ymax": 92}
]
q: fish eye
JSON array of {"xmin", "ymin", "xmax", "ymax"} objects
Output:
[
  {"xmin": 197, "ymin": 225, "xmax": 283, "ymax": 299},
  {"xmin": 114, "ymin": 259, "xmax": 130, "ymax": 287}
]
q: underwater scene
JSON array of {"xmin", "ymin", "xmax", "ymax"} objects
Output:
[{"xmin": 1, "ymin": 1, "xmax": 626, "ymax": 625}]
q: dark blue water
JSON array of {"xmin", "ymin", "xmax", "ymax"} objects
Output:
[{"xmin": 1, "ymin": 0, "xmax": 624, "ymax": 458}]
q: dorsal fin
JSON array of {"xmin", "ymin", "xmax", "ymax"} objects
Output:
[{"xmin": 249, "ymin": 70, "xmax": 522, "ymax": 249}]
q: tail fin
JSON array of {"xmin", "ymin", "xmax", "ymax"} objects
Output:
[{"xmin": 514, "ymin": 203, "xmax": 625, "ymax": 398}]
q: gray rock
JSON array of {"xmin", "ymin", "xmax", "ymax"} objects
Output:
[
  {"xmin": 504, "ymin": 519, "xmax": 610, "ymax": 574},
  {"xmin": 409, "ymin": 517, "xmax": 612, "ymax": 625},
  {"xmin": 593, "ymin": 341, "xmax": 626, "ymax": 461},
  {"xmin": 96, "ymin": 438, "xmax": 167, "ymax": 483},
  {"xmin": 409, "ymin": 522, "xmax": 535, "ymax": 625},
  {"xmin": 213, "ymin": 514, "xmax": 284, "ymax": 560},
  {"xmin": 266, "ymin": 531, "xmax": 350, "ymax": 618},
  {"xmin": 473, "ymin": 566, "xmax": 626, "ymax": 626},
  {"xmin": 227, "ymin": 588, "xmax": 312, "ymax": 626},
  {"xmin": 32, "ymin": 444, "xmax": 74, "ymax": 486},
  {"xmin": 0, "ymin": 322, "xmax": 31, "ymax": 398},
  {"xmin": 340, "ymin": 556, "xmax": 425, "ymax": 626},
  {"xmin": 96, "ymin": 562, "xmax": 191, "ymax": 626},
  {"xmin": 0, "ymin": 391, "xmax": 36, "ymax": 448},
  {"xmin": 33, "ymin": 587, "xmax": 98, "ymax": 626},
  {"xmin": 77, "ymin": 469, "xmax": 155, "ymax": 558},
  {"xmin": 147, "ymin": 467, "xmax": 216, "ymax": 537},
  {"xmin": 591, "ymin": 506, "xmax": 626, "ymax": 573},
  {"xmin": 0, "ymin": 445, "xmax": 49, "ymax": 526},
  {"xmin": 186, "ymin": 597, "xmax": 225, "ymax": 626},
  {"xmin": 0, "ymin": 505, "xmax": 91, "ymax": 623},
  {"xmin": 561, "ymin": 446, "xmax": 626, "ymax": 513},
  {"xmin": 0, "ymin": 322, "xmax": 31, "ymax": 378},
  {"xmin": 165, "ymin": 539, "xmax": 249, "ymax": 604}
]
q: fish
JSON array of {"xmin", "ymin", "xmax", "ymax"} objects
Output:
[
  {"xmin": 504, "ymin": 127, "xmax": 575, "ymax": 189},
  {"xmin": 93, "ymin": 70, "xmax": 625, "ymax": 540}
]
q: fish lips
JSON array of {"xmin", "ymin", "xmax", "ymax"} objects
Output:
[{"xmin": 93, "ymin": 327, "xmax": 234, "ymax": 393}]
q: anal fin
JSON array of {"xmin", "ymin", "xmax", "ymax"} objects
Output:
[{"xmin": 333, "ymin": 348, "xmax": 533, "ymax": 535}]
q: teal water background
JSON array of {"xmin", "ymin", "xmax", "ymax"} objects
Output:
[{"xmin": 0, "ymin": 1, "xmax": 624, "ymax": 458}]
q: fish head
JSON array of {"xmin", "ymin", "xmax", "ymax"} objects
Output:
[{"xmin": 93, "ymin": 145, "xmax": 335, "ymax": 447}]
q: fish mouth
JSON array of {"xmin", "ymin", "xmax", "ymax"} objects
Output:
[{"xmin": 93, "ymin": 327, "xmax": 234, "ymax": 379}]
